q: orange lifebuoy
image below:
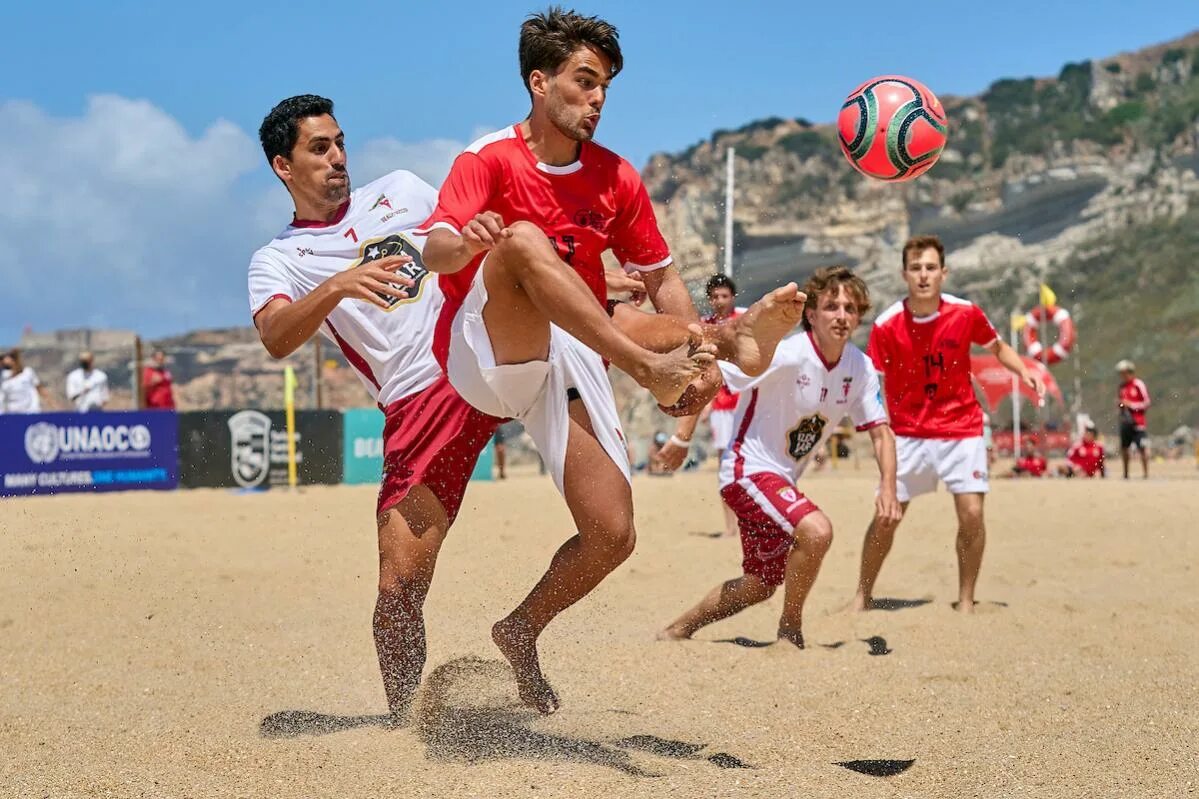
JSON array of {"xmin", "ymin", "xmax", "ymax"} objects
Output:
[{"xmin": 1023, "ymin": 305, "xmax": 1076, "ymax": 364}]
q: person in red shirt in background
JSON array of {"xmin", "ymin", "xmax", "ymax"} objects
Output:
[
  {"xmin": 1010, "ymin": 447, "xmax": 1048, "ymax": 478},
  {"xmin": 1059, "ymin": 424, "xmax": 1105, "ymax": 478},
  {"xmin": 851, "ymin": 235, "xmax": 1044, "ymax": 614},
  {"xmin": 656, "ymin": 274, "xmax": 745, "ymax": 536},
  {"xmin": 142, "ymin": 349, "xmax": 176, "ymax": 410},
  {"xmin": 1116, "ymin": 359, "xmax": 1150, "ymax": 479}
]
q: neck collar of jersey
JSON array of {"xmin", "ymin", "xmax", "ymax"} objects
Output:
[
  {"xmin": 291, "ymin": 199, "xmax": 351, "ymax": 229},
  {"xmin": 517, "ymin": 123, "xmax": 585, "ymax": 175},
  {"xmin": 905, "ymin": 297, "xmax": 942, "ymax": 324},
  {"xmin": 807, "ymin": 329, "xmax": 843, "ymax": 371}
]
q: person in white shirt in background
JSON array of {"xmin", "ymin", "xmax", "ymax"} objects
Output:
[
  {"xmin": 1, "ymin": 349, "xmax": 47, "ymax": 413},
  {"xmin": 66, "ymin": 351, "xmax": 109, "ymax": 412}
]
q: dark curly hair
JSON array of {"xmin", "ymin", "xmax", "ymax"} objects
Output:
[
  {"xmin": 519, "ymin": 7, "xmax": 623, "ymax": 100},
  {"xmin": 705, "ymin": 274, "xmax": 737, "ymax": 297},
  {"xmin": 258, "ymin": 94, "xmax": 335, "ymax": 165}
]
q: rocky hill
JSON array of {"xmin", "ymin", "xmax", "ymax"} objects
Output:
[{"xmin": 643, "ymin": 30, "xmax": 1199, "ymax": 435}]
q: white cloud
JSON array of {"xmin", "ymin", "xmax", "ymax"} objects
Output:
[{"xmin": 0, "ymin": 95, "xmax": 468, "ymax": 342}]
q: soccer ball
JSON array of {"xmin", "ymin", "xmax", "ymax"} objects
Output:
[{"xmin": 837, "ymin": 75, "xmax": 948, "ymax": 182}]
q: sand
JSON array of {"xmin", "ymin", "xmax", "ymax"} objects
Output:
[{"xmin": 2, "ymin": 462, "xmax": 1196, "ymax": 797}]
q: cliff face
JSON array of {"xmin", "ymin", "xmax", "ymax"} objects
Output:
[{"xmin": 638, "ymin": 31, "xmax": 1199, "ymax": 435}]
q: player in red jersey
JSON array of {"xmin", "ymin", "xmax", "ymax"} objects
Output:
[
  {"xmin": 655, "ymin": 274, "xmax": 746, "ymax": 536},
  {"xmin": 249, "ymin": 96, "xmax": 499, "ymax": 721},
  {"xmin": 1059, "ymin": 424, "xmax": 1105, "ymax": 478},
  {"xmin": 1116, "ymin": 360, "xmax": 1151, "ymax": 479},
  {"xmin": 418, "ymin": 9, "xmax": 803, "ymax": 713},
  {"xmin": 850, "ymin": 235, "xmax": 1045, "ymax": 614}
]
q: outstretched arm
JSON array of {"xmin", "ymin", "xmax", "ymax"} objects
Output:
[
  {"xmin": 988, "ymin": 339, "xmax": 1045, "ymax": 400},
  {"xmin": 869, "ymin": 423, "xmax": 903, "ymax": 523}
]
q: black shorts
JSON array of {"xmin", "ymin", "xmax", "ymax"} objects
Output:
[{"xmin": 1119, "ymin": 422, "xmax": 1147, "ymax": 451}]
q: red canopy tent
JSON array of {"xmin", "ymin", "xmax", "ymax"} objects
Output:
[{"xmin": 970, "ymin": 355, "xmax": 1068, "ymax": 454}]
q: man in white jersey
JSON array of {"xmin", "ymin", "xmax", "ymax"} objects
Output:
[
  {"xmin": 660, "ymin": 267, "xmax": 901, "ymax": 648},
  {"xmin": 248, "ymin": 95, "xmax": 499, "ymax": 720},
  {"xmin": 66, "ymin": 352, "xmax": 108, "ymax": 412}
]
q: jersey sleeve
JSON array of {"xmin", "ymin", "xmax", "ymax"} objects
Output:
[
  {"xmin": 849, "ymin": 358, "xmax": 889, "ymax": 431},
  {"xmin": 865, "ymin": 324, "xmax": 889, "ymax": 373},
  {"xmin": 970, "ymin": 305, "xmax": 1000, "ymax": 347},
  {"xmin": 248, "ymin": 250, "xmax": 299, "ymax": 319},
  {"xmin": 416, "ymin": 152, "xmax": 497, "ymax": 236},
  {"xmin": 1131, "ymin": 380, "xmax": 1151, "ymax": 410},
  {"xmin": 717, "ymin": 341, "xmax": 795, "ymax": 394},
  {"xmin": 609, "ymin": 162, "xmax": 672, "ymax": 272}
]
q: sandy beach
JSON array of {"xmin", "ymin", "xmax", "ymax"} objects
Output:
[{"xmin": 2, "ymin": 462, "xmax": 1196, "ymax": 797}]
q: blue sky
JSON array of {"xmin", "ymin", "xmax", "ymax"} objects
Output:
[{"xmin": 1, "ymin": 0, "xmax": 1196, "ymax": 341}]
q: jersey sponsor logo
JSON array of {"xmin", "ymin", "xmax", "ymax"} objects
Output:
[
  {"xmin": 296, "ymin": 247, "xmax": 314, "ymax": 258},
  {"xmin": 369, "ymin": 194, "xmax": 393, "ymax": 212},
  {"xmin": 777, "ymin": 485, "xmax": 799, "ymax": 504},
  {"xmin": 786, "ymin": 413, "xmax": 827, "ymax": 461},
  {"xmin": 839, "ymin": 376, "xmax": 853, "ymax": 403},
  {"xmin": 229, "ymin": 410, "xmax": 271, "ymax": 488},
  {"xmin": 973, "ymin": 469, "xmax": 988, "ymax": 481},
  {"xmin": 572, "ymin": 209, "xmax": 607, "ymax": 231},
  {"xmin": 797, "ymin": 373, "xmax": 812, "ymax": 388},
  {"xmin": 357, "ymin": 234, "xmax": 431, "ymax": 309}
]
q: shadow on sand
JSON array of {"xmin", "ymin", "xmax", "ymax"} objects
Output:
[
  {"xmin": 261, "ymin": 657, "xmax": 752, "ymax": 777},
  {"xmin": 869, "ymin": 597, "xmax": 934, "ymax": 611}
]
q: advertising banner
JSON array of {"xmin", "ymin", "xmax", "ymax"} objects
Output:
[
  {"xmin": 0, "ymin": 410, "xmax": 178, "ymax": 497},
  {"xmin": 341, "ymin": 408, "xmax": 495, "ymax": 486},
  {"xmin": 178, "ymin": 410, "xmax": 342, "ymax": 489}
]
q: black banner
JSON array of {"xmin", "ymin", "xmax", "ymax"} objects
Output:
[{"xmin": 177, "ymin": 410, "xmax": 343, "ymax": 489}]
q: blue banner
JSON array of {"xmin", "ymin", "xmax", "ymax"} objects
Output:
[{"xmin": 0, "ymin": 410, "xmax": 179, "ymax": 497}]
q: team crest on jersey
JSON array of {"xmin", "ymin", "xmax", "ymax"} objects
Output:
[
  {"xmin": 357, "ymin": 234, "xmax": 431, "ymax": 309},
  {"xmin": 786, "ymin": 413, "xmax": 827, "ymax": 461},
  {"xmin": 777, "ymin": 486, "xmax": 799, "ymax": 504},
  {"xmin": 797, "ymin": 373, "xmax": 812, "ymax": 388},
  {"xmin": 839, "ymin": 376, "xmax": 853, "ymax": 403}
]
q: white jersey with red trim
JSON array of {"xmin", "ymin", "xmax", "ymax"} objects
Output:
[
  {"xmin": 718, "ymin": 331, "xmax": 887, "ymax": 487},
  {"xmin": 247, "ymin": 170, "xmax": 441, "ymax": 405}
]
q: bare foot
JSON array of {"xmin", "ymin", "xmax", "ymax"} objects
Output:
[
  {"xmin": 850, "ymin": 593, "xmax": 873, "ymax": 612},
  {"xmin": 640, "ymin": 331, "xmax": 717, "ymax": 408},
  {"xmin": 777, "ymin": 627, "xmax": 805, "ymax": 649},
  {"xmin": 656, "ymin": 625, "xmax": 693, "ymax": 641},
  {"xmin": 657, "ymin": 361, "xmax": 723, "ymax": 417},
  {"xmin": 953, "ymin": 599, "xmax": 976, "ymax": 615},
  {"xmin": 729, "ymin": 283, "xmax": 805, "ymax": 377},
  {"xmin": 492, "ymin": 618, "xmax": 560, "ymax": 714}
]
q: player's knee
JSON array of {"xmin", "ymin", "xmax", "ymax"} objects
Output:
[
  {"xmin": 494, "ymin": 220, "xmax": 553, "ymax": 263},
  {"xmin": 590, "ymin": 521, "xmax": 637, "ymax": 565},
  {"xmin": 799, "ymin": 514, "xmax": 834, "ymax": 555}
]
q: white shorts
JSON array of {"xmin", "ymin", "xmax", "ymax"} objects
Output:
[
  {"xmin": 709, "ymin": 409, "xmax": 735, "ymax": 451},
  {"xmin": 894, "ymin": 435, "xmax": 989, "ymax": 501},
  {"xmin": 445, "ymin": 264, "xmax": 630, "ymax": 494}
]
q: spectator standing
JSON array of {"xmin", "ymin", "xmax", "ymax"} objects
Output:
[
  {"xmin": 66, "ymin": 351, "xmax": 109, "ymax": 412},
  {"xmin": 142, "ymin": 349, "xmax": 176, "ymax": 410},
  {"xmin": 1, "ymin": 350, "xmax": 46, "ymax": 413},
  {"xmin": 1115, "ymin": 359, "xmax": 1150, "ymax": 479}
]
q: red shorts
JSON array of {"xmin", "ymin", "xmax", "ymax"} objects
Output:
[
  {"xmin": 377, "ymin": 374, "xmax": 501, "ymax": 523},
  {"xmin": 720, "ymin": 472, "xmax": 820, "ymax": 587}
]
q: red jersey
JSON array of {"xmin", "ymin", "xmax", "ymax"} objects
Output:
[
  {"xmin": 1016, "ymin": 454, "xmax": 1048, "ymax": 477},
  {"xmin": 1067, "ymin": 441, "xmax": 1105, "ymax": 477},
  {"xmin": 705, "ymin": 308, "xmax": 744, "ymax": 411},
  {"xmin": 1118, "ymin": 378, "xmax": 1150, "ymax": 429},
  {"xmin": 142, "ymin": 366, "xmax": 175, "ymax": 410},
  {"xmin": 418, "ymin": 125, "xmax": 672, "ymax": 367},
  {"xmin": 868, "ymin": 294, "xmax": 999, "ymax": 439}
]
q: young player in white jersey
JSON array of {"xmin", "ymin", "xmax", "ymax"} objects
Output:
[
  {"xmin": 248, "ymin": 95, "xmax": 499, "ymax": 721},
  {"xmin": 850, "ymin": 235, "xmax": 1043, "ymax": 614},
  {"xmin": 661, "ymin": 267, "xmax": 902, "ymax": 648}
]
